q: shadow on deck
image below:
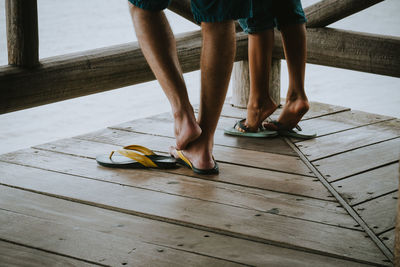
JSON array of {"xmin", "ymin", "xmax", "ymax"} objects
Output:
[{"xmin": 0, "ymin": 101, "xmax": 398, "ymax": 266}]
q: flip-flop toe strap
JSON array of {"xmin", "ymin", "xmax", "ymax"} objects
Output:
[
  {"xmin": 112, "ymin": 149, "xmax": 158, "ymax": 168},
  {"xmin": 123, "ymin": 145, "xmax": 156, "ymax": 156}
]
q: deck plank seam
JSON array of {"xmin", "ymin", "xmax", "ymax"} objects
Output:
[
  {"xmin": 351, "ymin": 189, "xmax": 399, "ymax": 208},
  {"xmin": 325, "ymin": 161, "xmax": 400, "ymax": 183},
  {"xmin": 285, "ymin": 138, "xmax": 395, "ymax": 263},
  {"xmin": 309, "ymin": 136, "xmax": 400, "ymax": 162},
  {"xmin": 0, "ymin": 183, "xmax": 382, "ymax": 266},
  {"xmin": 0, "ymin": 237, "xmax": 107, "ymax": 267},
  {"xmin": 107, "ymin": 126, "xmax": 297, "ymax": 157},
  {"xmin": 10, "ymin": 146, "xmax": 331, "ymax": 205},
  {"xmin": 141, "ymin": 241, "xmax": 254, "ymax": 267},
  {"xmin": 70, "ymin": 135, "xmax": 317, "ymax": 178},
  {"xmin": 292, "ymin": 118, "xmax": 397, "ymax": 143},
  {"xmin": 0, "ymin": 161, "xmax": 353, "ymax": 230}
]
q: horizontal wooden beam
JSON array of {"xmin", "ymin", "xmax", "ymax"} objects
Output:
[
  {"xmin": 305, "ymin": 0, "xmax": 384, "ymax": 27},
  {"xmin": 281, "ymin": 28, "xmax": 400, "ymax": 78},
  {"xmin": 0, "ymin": 28, "xmax": 399, "ymax": 114}
]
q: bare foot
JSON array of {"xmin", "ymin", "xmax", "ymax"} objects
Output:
[
  {"xmin": 238, "ymin": 98, "xmax": 277, "ymax": 132},
  {"xmin": 169, "ymin": 137, "xmax": 215, "ymax": 170},
  {"xmin": 174, "ymin": 111, "xmax": 202, "ymax": 150},
  {"xmin": 264, "ymin": 96, "xmax": 309, "ymax": 131}
]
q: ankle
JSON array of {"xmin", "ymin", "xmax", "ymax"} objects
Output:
[
  {"xmin": 247, "ymin": 98, "xmax": 276, "ymax": 111},
  {"xmin": 286, "ymin": 92, "xmax": 308, "ymax": 102}
]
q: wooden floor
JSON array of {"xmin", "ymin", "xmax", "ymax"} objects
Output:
[{"xmin": 0, "ymin": 101, "xmax": 398, "ymax": 266}]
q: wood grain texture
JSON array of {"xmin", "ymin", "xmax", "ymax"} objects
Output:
[
  {"xmin": 313, "ymin": 138, "xmax": 400, "ymax": 182},
  {"xmin": 305, "ymin": 0, "xmax": 384, "ymax": 27},
  {"xmin": 0, "ymin": 210, "xmax": 243, "ymax": 267},
  {"xmin": 395, "ymin": 163, "xmax": 400, "ymax": 266},
  {"xmin": 292, "ymin": 110, "xmax": 393, "ymax": 141},
  {"xmin": 199, "ymin": 101, "xmax": 350, "ymax": 122},
  {"xmin": 298, "ymin": 119, "xmax": 400, "ymax": 161},
  {"xmin": 380, "ymin": 229, "xmax": 395, "ymax": 254},
  {"xmin": 0, "ymin": 162, "xmax": 387, "ymax": 264},
  {"xmin": 34, "ymin": 138, "xmax": 330, "ymax": 200},
  {"xmin": 332, "ymin": 163, "xmax": 399, "ymax": 206},
  {"xmin": 111, "ymin": 114, "xmax": 297, "ymax": 156},
  {"xmin": 0, "ymin": 147, "xmax": 355, "ymax": 228},
  {"xmin": 0, "ymin": 240, "xmax": 96, "ymax": 267},
  {"xmin": 354, "ymin": 191, "xmax": 398, "ymax": 235},
  {"xmin": 75, "ymin": 128, "xmax": 313, "ymax": 176},
  {"xmin": 0, "ymin": 186, "xmax": 368, "ymax": 267},
  {"xmin": 1, "ymin": 28, "xmax": 399, "ymax": 114},
  {"xmin": 5, "ymin": 0, "xmax": 39, "ymax": 67}
]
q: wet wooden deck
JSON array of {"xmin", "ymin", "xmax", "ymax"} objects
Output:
[{"xmin": 0, "ymin": 101, "xmax": 398, "ymax": 266}]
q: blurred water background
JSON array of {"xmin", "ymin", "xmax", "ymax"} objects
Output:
[{"xmin": 0, "ymin": 0, "xmax": 399, "ymax": 154}]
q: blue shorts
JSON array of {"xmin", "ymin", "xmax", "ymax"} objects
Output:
[
  {"xmin": 239, "ymin": 0, "xmax": 307, "ymax": 33},
  {"xmin": 128, "ymin": 0, "xmax": 252, "ymax": 23}
]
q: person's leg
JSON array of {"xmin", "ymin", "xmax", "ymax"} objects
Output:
[
  {"xmin": 263, "ymin": 0, "xmax": 309, "ymax": 130},
  {"xmin": 129, "ymin": 3, "xmax": 201, "ymax": 149},
  {"xmin": 236, "ymin": 0, "xmax": 278, "ymax": 132},
  {"xmin": 272, "ymin": 22, "xmax": 309, "ymax": 130},
  {"xmin": 241, "ymin": 29, "xmax": 277, "ymax": 132},
  {"xmin": 170, "ymin": 20, "xmax": 236, "ymax": 169}
]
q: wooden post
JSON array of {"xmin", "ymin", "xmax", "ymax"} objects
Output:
[
  {"xmin": 6, "ymin": 0, "xmax": 39, "ymax": 68},
  {"xmin": 395, "ymin": 161, "xmax": 400, "ymax": 266},
  {"xmin": 231, "ymin": 59, "xmax": 281, "ymax": 108}
]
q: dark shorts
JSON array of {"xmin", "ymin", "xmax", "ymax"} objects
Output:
[
  {"xmin": 128, "ymin": 0, "xmax": 252, "ymax": 23},
  {"xmin": 239, "ymin": 0, "xmax": 307, "ymax": 33}
]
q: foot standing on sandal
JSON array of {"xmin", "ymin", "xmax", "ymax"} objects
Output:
[
  {"xmin": 129, "ymin": 0, "xmax": 252, "ymax": 173},
  {"xmin": 235, "ymin": 0, "xmax": 315, "ymax": 138}
]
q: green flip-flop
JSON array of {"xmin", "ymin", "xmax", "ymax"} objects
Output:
[
  {"xmin": 96, "ymin": 145, "xmax": 178, "ymax": 169},
  {"xmin": 266, "ymin": 120, "xmax": 317, "ymax": 139},
  {"xmin": 175, "ymin": 150, "xmax": 219, "ymax": 175},
  {"xmin": 224, "ymin": 119, "xmax": 278, "ymax": 138}
]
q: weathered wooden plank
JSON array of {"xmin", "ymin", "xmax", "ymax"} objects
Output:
[
  {"xmin": 5, "ymin": 0, "xmax": 39, "ymax": 67},
  {"xmin": 0, "ymin": 186, "xmax": 369, "ymax": 267},
  {"xmin": 305, "ymin": 0, "xmax": 384, "ymax": 28},
  {"xmin": 0, "ymin": 162, "xmax": 387, "ymax": 264},
  {"xmin": 0, "ymin": 240, "xmax": 96, "ymax": 267},
  {"xmin": 292, "ymin": 110, "xmax": 393, "ymax": 141},
  {"xmin": 332, "ymin": 163, "xmax": 399, "ymax": 206},
  {"xmin": 354, "ymin": 191, "xmax": 398, "ymax": 235},
  {"xmin": 34, "ymin": 138, "xmax": 330, "ymax": 200},
  {"xmin": 380, "ymin": 229, "xmax": 395, "ymax": 254},
  {"xmin": 112, "ymin": 114, "xmax": 297, "ymax": 156},
  {"xmin": 304, "ymin": 28, "xmax": 400, "ymax": 78},
  {"xmin": 314, "ymin": 138, "xmax": 400, "ymax": 182},
  {"xmin": 0, "ymin": 147, "xmax": 356, "ymax": 228},
  {"xmin": 396, "ymin": 165, "xmax": 400, "ymax": 266},
  {"xmin": 0, "ymin": 210, "xmax": 243, "ymax": 267},
  {"xmin": 199, "ymin": 101, "xmax": 350, "ymax": 121},
  {"xmin": 2, "ymin": 27, "xmax": 398, "ymax": 114},
  {"xmin": 75, "ymin": 128, "xmax": 313, "ymax": 176},
  {"xmin": 298, "ymin": 119, "xmax": 400, "ymax": 161}
]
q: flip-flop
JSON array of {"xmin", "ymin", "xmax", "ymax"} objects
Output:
[
  {"xmin": 224, "ymin": 119, "xmax": 278, "ymax": 138},
  {"xmin": 96, "ymin": 145, "xmax": 178, "ymax": 169},
  {"xmin": 174, "ymin": 150, "xmax": 219, "ymax": 175},
  {"xmin": 265, "ymin": 120, "xmax": 317, "ymax": 139}
]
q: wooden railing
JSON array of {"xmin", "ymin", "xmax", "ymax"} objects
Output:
[
  {"xmin": 1, "ymin": 0, "xmax": 400, "ymax": 263},
  {"xmin": 1, "ymin": 0, "xmax": 399, "ymax": 114}
]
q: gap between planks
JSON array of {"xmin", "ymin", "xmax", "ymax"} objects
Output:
[
  {"xmin": 0, "ymin": 161, "xmax": 387, "ymax": 265},
  {"xmin": 285, "ymin": 138, "xmax": 394, "ymax": 263}
]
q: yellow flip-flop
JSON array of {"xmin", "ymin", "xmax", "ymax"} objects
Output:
[{"xmin": 96, "ymin": 145, "xmax": 177, "ymax": 169}]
